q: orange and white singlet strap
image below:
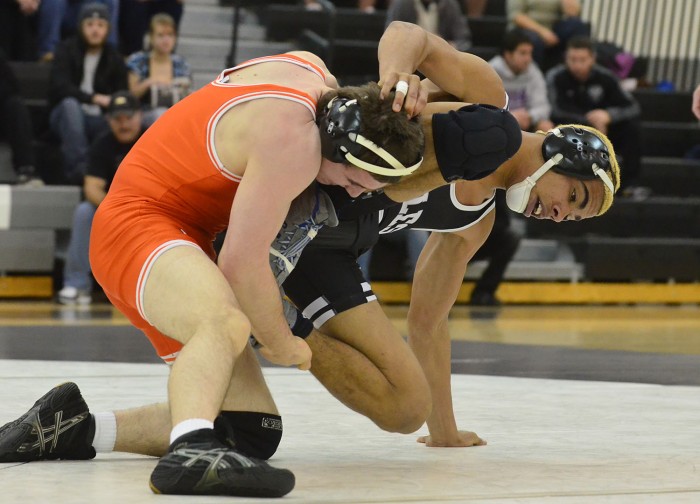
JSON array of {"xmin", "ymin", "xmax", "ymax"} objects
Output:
[
  {"xmin": 205, "ymin": 86, "xmax": 319, "ymax": 181},
  {"xmin": 207, "ymin": 54, "xmax": 326, "ymax": 181},
  {"xmin": 216, "ymin": 53, "xmax": 327, "ymax": 84},
  {"xmin": 135, "ymin": 239, "xmax": 202, "ymax": 324}
]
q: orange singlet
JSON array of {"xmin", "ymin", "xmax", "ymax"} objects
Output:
[{"xmin": 90, "ymin": 54, "xmax": 326, "ymax": 363}]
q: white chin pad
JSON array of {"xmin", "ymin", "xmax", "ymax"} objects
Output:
[{"xmin": 506, "ymin": 180, "xmax": 533, "ymax": 213}]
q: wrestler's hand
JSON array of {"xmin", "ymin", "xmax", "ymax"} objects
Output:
[
  {"xmin": 417, "ymin": 430, "xmax": 487, "ymax": 447},
  {"xmin": 259, "ymin": 335, "xmax": 312, "ymax": 370},
  {"xmin": 378, "ymin": 72, "xmax": 427, "ymax": 118}
]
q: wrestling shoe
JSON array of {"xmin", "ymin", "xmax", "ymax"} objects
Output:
[
  {"xmin": 0, "ymin": 382, "xmax": 95, "ymax": 462},
  {"xmin": 149, "ymin": 429, "xmax": 295, "ymax": 497}
]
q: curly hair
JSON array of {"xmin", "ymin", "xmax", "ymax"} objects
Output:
[{"xmin": 317, "ymin": 83, "xmax": 425, "ymax": 183}]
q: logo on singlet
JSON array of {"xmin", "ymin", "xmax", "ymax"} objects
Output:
[{"xmin": 379, "ymin": 193, "xmax": 429, "ymax": 234}]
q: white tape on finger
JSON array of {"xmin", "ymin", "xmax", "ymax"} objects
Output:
[{"xmin": 395, "ymin": 80, "xmax": 409, "ymax": 95}]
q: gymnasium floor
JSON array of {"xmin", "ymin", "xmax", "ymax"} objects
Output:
[{"xmin": 1, "ymin": 302, "xmax": 699, "ymax": 503}]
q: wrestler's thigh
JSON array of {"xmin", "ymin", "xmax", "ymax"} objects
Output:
[
  {"xmin": 143, "ymin": 244, "xmax": 242, "ymax": 344},
  {"xmin": 284, "ymin": 242, "xmax": 423, "ymax": 382},
  {"xmin": 320, "ymin": 301, "xmax": 423, "ymax": 381}
]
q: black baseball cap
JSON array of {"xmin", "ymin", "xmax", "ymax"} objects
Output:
[
  {"xmin": 107, "ymin": 91, "xmax": 141, "ymax": 116},
  {"xmin": 79, "ymin": 2, "xmax": 110, "ymax": 23}
]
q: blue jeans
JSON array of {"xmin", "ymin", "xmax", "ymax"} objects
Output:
[
  {"xmin": 63, "ymin": 201, "xmax": 97, "ymax": 290},
  {"xmin": 37, "ymin": 0, "xmax": 119, "ymax": 56},
  {"xmin": 49, "ymin": 97, "xmax": 108, "ymax": 182}
]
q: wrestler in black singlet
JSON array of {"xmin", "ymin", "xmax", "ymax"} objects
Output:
[{"xmin": 282, "ymin": 184, "xmax": 496, "ymax": 328}]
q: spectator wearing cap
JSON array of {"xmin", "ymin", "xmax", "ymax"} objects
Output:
[
  {"xmin": 48, "ymin": 2, "xmax": 127, "ymax": 185},
  {"xmin": 36, "ymin": 0, "xmax": 119, "ymax": 62},
  {"xmin": 58, "ymin": 91, "xmax": 144, "ymax": 305}
]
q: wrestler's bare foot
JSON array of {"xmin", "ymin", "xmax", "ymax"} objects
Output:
[{"xmin": 416, "ymin": 430, "xmax": 487, "ymax": 447}]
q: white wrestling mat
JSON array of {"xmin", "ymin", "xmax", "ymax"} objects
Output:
[{"xmin": 0, "ymin": 360, "xmax": 698, "ymax": 504}]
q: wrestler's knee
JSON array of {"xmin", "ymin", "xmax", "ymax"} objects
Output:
[
  {"xmin": 374, "ymin": 381, "xmax": 432, "ymax": 434},
  {"xmin": 195, "ymin": 306, "xmax": 251, "ymax": 351}
]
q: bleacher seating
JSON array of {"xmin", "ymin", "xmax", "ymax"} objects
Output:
[
  {"xmin": 0, "ymin": 186, "xmax": 80, "ymax": 273},
  {"xmin": 525, "ymin": 197, "xmax": 700, "ymax": 281},
  {"xmin": 264, "ymin": 5, "xmax": 386, "ymax": 42},
  {"xmin": 640, "ymin": 121, "xmax": 700, "ymax": 157},
  {"xmin": 467, "ymin": 15, "xmax": 507, "ymax": 48}
]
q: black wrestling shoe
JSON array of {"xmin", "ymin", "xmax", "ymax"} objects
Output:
[
  {"xmin": 149, "ymin": 429, "xmax": 295, "ymax": 497},
  {"xmin": 0, "ymin": 382, "xmax": 95, "ymax": 462}
]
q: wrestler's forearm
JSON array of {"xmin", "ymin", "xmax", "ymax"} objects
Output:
[
  {"xmin": 408, "ymin": 318, "xmax": 460, "ymax": 441},
  {"xmin": 378, "ymin": 22, "xmax": 430, "ymax": 81},
  {"xmin": 222, "ymin": 258, "xmax": 291, "ymax": 348}
]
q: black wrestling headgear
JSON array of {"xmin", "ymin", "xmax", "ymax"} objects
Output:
[
  {"xmin": 542, "ymin": 126, "xmax": 613, "ymax": 183},
  {"xmin": 317, "ymin": 97, "xmax": 422, "ymax": 177},
  {"xmin": 505, "ymin": 126, "xmax": 618, "ymax": 214},
  {"xmin": 431, "ymin": 104, "xmax": 522, "ymax": 182}
]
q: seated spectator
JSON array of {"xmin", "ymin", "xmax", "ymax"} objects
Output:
[
  {"xmin": 693, "ymin": 83, "xmax": 700, "ymax": 121},
  {"xmin": 119, "ymin": 0, "xmax": 184, "ymax": 56},
  {"xmin": 0, "ymin": 0, "xmax": 39, "ymax": 61},
  {"xmin": 468, "ymin": 191, "xmax": 521, "ymax": 306},
  {"xmin": 0, "ymin": 48, "xmax": 42, "ymax": 185},
  {"xmin": 48, "ymin": 2, "xmax": 127, "ymax": 184},
  {"xmin": 546, "ymin": 36, "xmax": 644, "ymax": 195},
  {"xmin": 358, "ymin": 229, "xmax": 430, "ymax": 281},
  {"xmin": 36, "ymin": 0, "xmax": 119, "ymax": 62},
  {"xmin": 126, "ymin": 13, "xmax": 191, "ymax": 127},
  {"xmin": 463, "ymin": 0, "xmax": 489, "ymax": 17},
  {"xmin": 386, "ymin": 0, "xmax": 472, "ymax": 51},
  {"xmin": 357, "ymin": 0, "xmax": 392, "ymax": 13},
  {"xmin": 58, "ymin": 91, "xmax": 144, "ymax": 305},
  {"xmin": 507, "ymin": 0, "xmax": 589, "ymax": 70},
  {"xmin": 490, "ymin": 29, "xmax": 554, "ymax": 132}
]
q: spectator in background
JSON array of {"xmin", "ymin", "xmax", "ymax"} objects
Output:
[
  {"xmin": 36, "ymin": 0, "xmax": 119, "ymax": 62},
  {"xmin": 546, "ymin": 36, "xmax": 643, "ymax": 196},
  {"xmin": 48, "ymin": 2, "xmax": 127, "ymax": 185},
  {"xmin": 119, "ymin": 0, "xmax": 184, "ymax": 56},
  {"xmin": 507, "ymin": 0, "xmax": 589, "ymax": 70},
  {"xmin": 685, "ymin": 84, "xmax": 700, "ymax": 160},
  {"xmin": 0, "ymin": 0, "xmax": 39, "ymax": 61},
  {"xmin": 490, "ymin": 29, "xmax": 553, "ymax": 132},
  {"xmin": 468, "ymin": 191, "xmax": 521, "ymax": 306},
  {"xmin": 463, "ymin": 0, "xmax": 489, "ymax": 17},
  {"xmin": 0, "ymin": 49, "xmax": 42, "ymax": 185},
  {"xmin": 386, "ymin": 0, "xmax": 471, "ymax": 51},
  {"xmin": 126, "ymin": 13, "xmax": 191, "ymax": 127},
  {"xmin": 58, "ymin": 91, "xmax": 144, "ymax": 305}
]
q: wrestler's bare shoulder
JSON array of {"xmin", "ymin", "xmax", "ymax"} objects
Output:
[{"xmin": 223, "ymin": 51, "xmax": 335, "ymax": 98}]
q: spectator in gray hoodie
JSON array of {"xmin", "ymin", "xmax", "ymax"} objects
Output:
[{"xmin": 490, "ymin": 29, "xmax": 554, "ymax": 132}]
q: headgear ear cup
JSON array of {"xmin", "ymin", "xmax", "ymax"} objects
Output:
[{"xmin": 317, "ymin": 97, "xmax": 423, "ymax": 177}]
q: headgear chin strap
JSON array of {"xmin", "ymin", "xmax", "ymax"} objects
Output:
[
  {"xmin": 505, "ymin": 126, "xmax": 616, "ymax": 214},
  {"xmin": 318, "ymin": 97, "xmax": 422, "ymax": 177},
  {"xmin": 505, "ymin": 154, "xmax": 563, "ymax": 213}
]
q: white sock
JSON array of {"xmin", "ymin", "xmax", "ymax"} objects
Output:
[
  {"xmin": 170, "ymin": 419, "xmax": 214, "ymax": 445},
  {"xmin": 92, "ymin": 412, "xmax": 117, "ymax": 453}
]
